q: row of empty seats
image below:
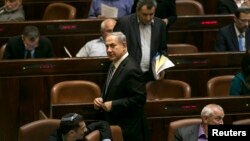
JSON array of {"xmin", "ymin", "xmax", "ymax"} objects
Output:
[{"xmin": 49, "ymin": 75, "xmax": 234, "ymax": 106}]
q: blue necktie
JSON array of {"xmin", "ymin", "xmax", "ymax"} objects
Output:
[{"xmin": 238, "ymin": 34, "xmax": 245, "ymax": 51}]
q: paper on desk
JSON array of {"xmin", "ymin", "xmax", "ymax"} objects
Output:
[
  {"xmin": 101, "ymin": 4, "xmax": 118, "ymax": 18},
  {"xmin": 152, "ymin": 53, "xmax": 175, "ymax": 80}
]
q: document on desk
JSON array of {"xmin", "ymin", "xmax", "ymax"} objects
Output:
[
  {"xmin": 101, "ymin": 4, "xmax": 118, "ymax": 18},
  {"xmin": 152, "ymin": 53, "xmax": 175, "ymax": 80}
]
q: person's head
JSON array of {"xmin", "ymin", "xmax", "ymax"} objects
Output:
[
  {"xmin": 4, "ymin": 0, "xmax": 22, "ymax": 12},
  {"xmin": 100, "ymin": 18, "xmax": 117, "ymax": 39},
  {"xmin": 241, "ymin": 49, "xmax": 250, "ymax": 86},
  {"xmin": 59, "ymin": 113, "xmax": 87, "ymax": 140},
  {"xmin": 136, "ymin": 0, "xmax": 157, "ymax": 24},
  {"xmin": 105, "ymin": 32, "xmax": 127, "ymax": 62},
  {"xmin": 234, "ymin": 7, "xmax": 250, "ymax": 33},
  {"xmin": 22, "ymin": 26, "xmax": 40, "ymax": 51},
  {"xmin": 201, "ymin": 104, "xmax": 224, "ymax": 125}
]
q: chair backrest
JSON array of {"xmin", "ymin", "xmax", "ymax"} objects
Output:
[
  {"xmin": 18, "ymin": 119, "xmax": 60, "ymax": 141},
  {"xmin": 168, "ymin": 118, "xmax": 202, "ymax": 141},
  {"xmin": 232, "ymin": 119, "xmax": 250, "ymax": 125},
  {"xmin": 207, "ymin": 75, "xmax": 234, "ymax": 97},
  {"xmin": 85, "ymin": 125, "xmax": 123, "ymax": 141},
  {"xmin": 0, "ymin": 43, "xmax": 6, "ymax": 59},
  {"xmin": 43, "ymin": 2, "xmax": 76, "ymax": 20},
  {"xmin": 167, "ymin": 44, "xmax": 198, "ymax": 54},
  {"xmin": 51, "ymin": 80, "xmax": 101, "ymax": 104},
  {"xmin": 146, "ymin": 79, "xmax": 191, "ymax": 100},
  {"xmin": 176, "ymin": 0, "xmax": 204, "ymax": 15}
]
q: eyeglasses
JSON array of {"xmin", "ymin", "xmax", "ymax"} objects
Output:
[{"xmin": 61, "ymin": 113, "xmax": 78, "ymax": 122}]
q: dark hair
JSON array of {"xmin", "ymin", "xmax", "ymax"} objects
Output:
[
  {"xmin": 59, "ymin": 113, "xmax": 84, "ymax": 135},
  {"xmin": 22, "ymin": 26, "xmax": 40, "ymax": 41},
  {"xmin": 234, "ymin": 7, "xmax": 250, "ymax": 18},
  {"xmin": 136, "ymin": 0, "xmax": 157, "ymax": 11},
  {"xmin": 241, "ymin": 49, "xmax": 250, "ymax": 88}
]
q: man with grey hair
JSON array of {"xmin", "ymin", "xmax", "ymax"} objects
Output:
[
  {"xmin": 3, "ymin": 25, "xmax": 54, "ymax": 59},
  {"xmin": 174, "ymin": 104, "xmax": 225, "ymax": 141},
  {"xmin": 114, "ymin": 0, "xmax": 167, "ymax": 82},
  {"xmin": 76, "ymin": 18, "xmax": 116, "ymax": 57},
  {"xmin": 93, "ymin": 32, "xmax": 149, "ymax": 141}
]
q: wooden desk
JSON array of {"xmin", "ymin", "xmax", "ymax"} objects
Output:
[
  {"xmin": 50, "ymin": 96, "xmax": 250, "ymax": 141},
  {"xmin": 0, "ymin": 15, "xmax": 234, "ymax": 57},
  {"xmin": 0, "ymin": 52, "xmax": 243, "ymax": 141}
]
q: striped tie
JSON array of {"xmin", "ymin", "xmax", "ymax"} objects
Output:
[{"xmin": 104, "ymin": 64, "xmax": 115, "ymax": 95}]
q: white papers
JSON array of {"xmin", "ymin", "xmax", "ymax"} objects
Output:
[
  {"xmin": 152, "ymin": 53, "xmax": 175, "ymax": 80},
  {"xmin": 101, "ymin": 4, "xmax": 118, "ymax": 18}
]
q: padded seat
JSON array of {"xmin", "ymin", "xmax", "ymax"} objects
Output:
[
  {"xmin": 18, "ymin": 119, "xmax": 60, "ymax": 141},
  {"xmin": 176, "ymin": 0, "xmax": 204, "ymax": 15},
  {"xmin": 167, "ymin": 44, "xmax": 198, "ymax": 54},
  {"xmin": 146, "ymin": 79, "xmax": 191, "ymax": 100},
  {"xmin": 43, "ymin": 2, "xmax": 76, "ymax": 20},
  {"xmin": 207, "ymin": 75, "xmax": 234, "ymax": 97},
  {"xmin": 232, "ymin": 119, "xmax": 250, "ymax": 125}
]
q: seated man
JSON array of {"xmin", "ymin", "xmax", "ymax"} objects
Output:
[
  {"xmin": 217, "ymin": 0, "xmax": 250, "ymax": 14},
  {"xmin": 88, "ymin": 0, "xmax": 133, "ymax": 18},
  {"xmin": 76, "ymin": 18, "xmax": 116, "ymax": 57},
  {"xmin": 174, "ymin": 104, "xmax": 225, "ymax": 141},
  {"xmin": 48, "ymin": 113, "xmax": 112, "ymax": 141},
  {"xmin": 0, "ymin": 0, "xmax": 25, "ymax": 21},
  {"xmin": 215, "ymin": 7, "xmax": 250, "ymax": 51},
  {"xmin": 3, "ymin": 25, "xmax": 54, "ymax": 59}
]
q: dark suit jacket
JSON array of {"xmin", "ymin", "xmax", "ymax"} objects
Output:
[
  {"xmin": 215, "ymin": 24, "xmax": 250, "ymax": 51},
  {"xmin": 114, "ymin": 14, "xmax": 167, "ymax": 81},
  {"xmin": 174, "ymin": 124, "xmax": 200, "ymax": 141},
  {"xmin": 3, "ymin": 35, "xmax": 54, "ymax": 59},
  {"xmin": 217, "ymin": 0, "xmax": 238, "ymax": 14},
  {"xmin": 48, "ymin": 121, "xmax": 112, "ymax": 141},
  {"xmin": 131, "ymin": 0, "xmax": 177, "ymax": 28},
  {"xmin": 102, "ymin": 56, "xmax": 148, "ymax": 141}
]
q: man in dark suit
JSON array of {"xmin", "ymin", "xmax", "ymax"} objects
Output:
[
  {"xmin": 132, "ymin": 0, "xmax": 177, "ymax": 28},
  {"xmin": 217, "ymin": 0, "xmax": 250, "ymax": 14},
  {"xmin": 215, "ymin": 7, "xmax": 250, "ymax": 51},
  {"xmin": 175, "ymin": 104, "xmax": 225, "ymax": 141},
  {"xmin": 114, "ymin": 0, "xmax": 167, "ymax": 82},
  {"xmin": 3, "ymin": 25, "xmax": 54, "ymax": 59},
  {"xmin": 93, "ymin": 32, "xmax": 149, "ymax": 141}
]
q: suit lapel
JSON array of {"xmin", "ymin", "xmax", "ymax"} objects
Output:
[
  {"xmin": 229, "ymin": 24, "xmax": 239, "ymax": 50},
  {"xmin": 245, "ymin": 29, "xmax": 250, "ymax": 50},
  {"xmin": 104, "ymin": 58, "xmax": 128, "ymax": 99},
  {"xmin": 132, "ymin": 15, "xmax": 141, "ymax": 48}
]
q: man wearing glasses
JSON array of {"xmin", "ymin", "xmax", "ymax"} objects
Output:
[
  {"xmin": 215, "ymin": 7, "xmax": 250, "ymax": 51},
  {"xmin": 48, "ymin": 113, "xmax": 112, "ymax": 141},
  {"xmin": 3, "ymin": 25, "xmax": 54, "ymax": 59}
]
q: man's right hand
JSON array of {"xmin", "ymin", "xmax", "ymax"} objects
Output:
[{"xmin": 93, "ymin": 97, "xmax": 103, "ymax": 110}]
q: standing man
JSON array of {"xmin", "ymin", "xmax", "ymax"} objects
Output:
[
  {"xmin": 3, "ymin": 25, "xmax": 54, "ymax": 59},
  {"xmin": 175, "ymin": 104, "xmax": 225, "ymax": 141},
  {"xmin": 215, "ymin": 7, "xmax": 250, "ymax": 51},
  {"xmin": 76, "ymin": 18, "xmax": 116, "ymax": 57},
  {"xmin": 114, "ymin": 0, "xmax": 167, "ymax": 82},
  {"xmin": 93, "ymin": 32, "xmax": 149, "ymax": 141}
]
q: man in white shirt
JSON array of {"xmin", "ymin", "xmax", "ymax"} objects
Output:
[{"xmin": 76, "ymin": 18, "xmax": 116, "ymax": 57}]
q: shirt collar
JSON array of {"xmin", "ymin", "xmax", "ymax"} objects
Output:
[
  {"xmin": 198, "ymin": 124, "xmax": 208, "ymax": 139},
  {"xmin": 234, "ymin": 24, "xmax": 245, "ymax": 37},
  {"xmin": 113, "ymin": 52, "xmax": 129, "ymax": 69}
]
